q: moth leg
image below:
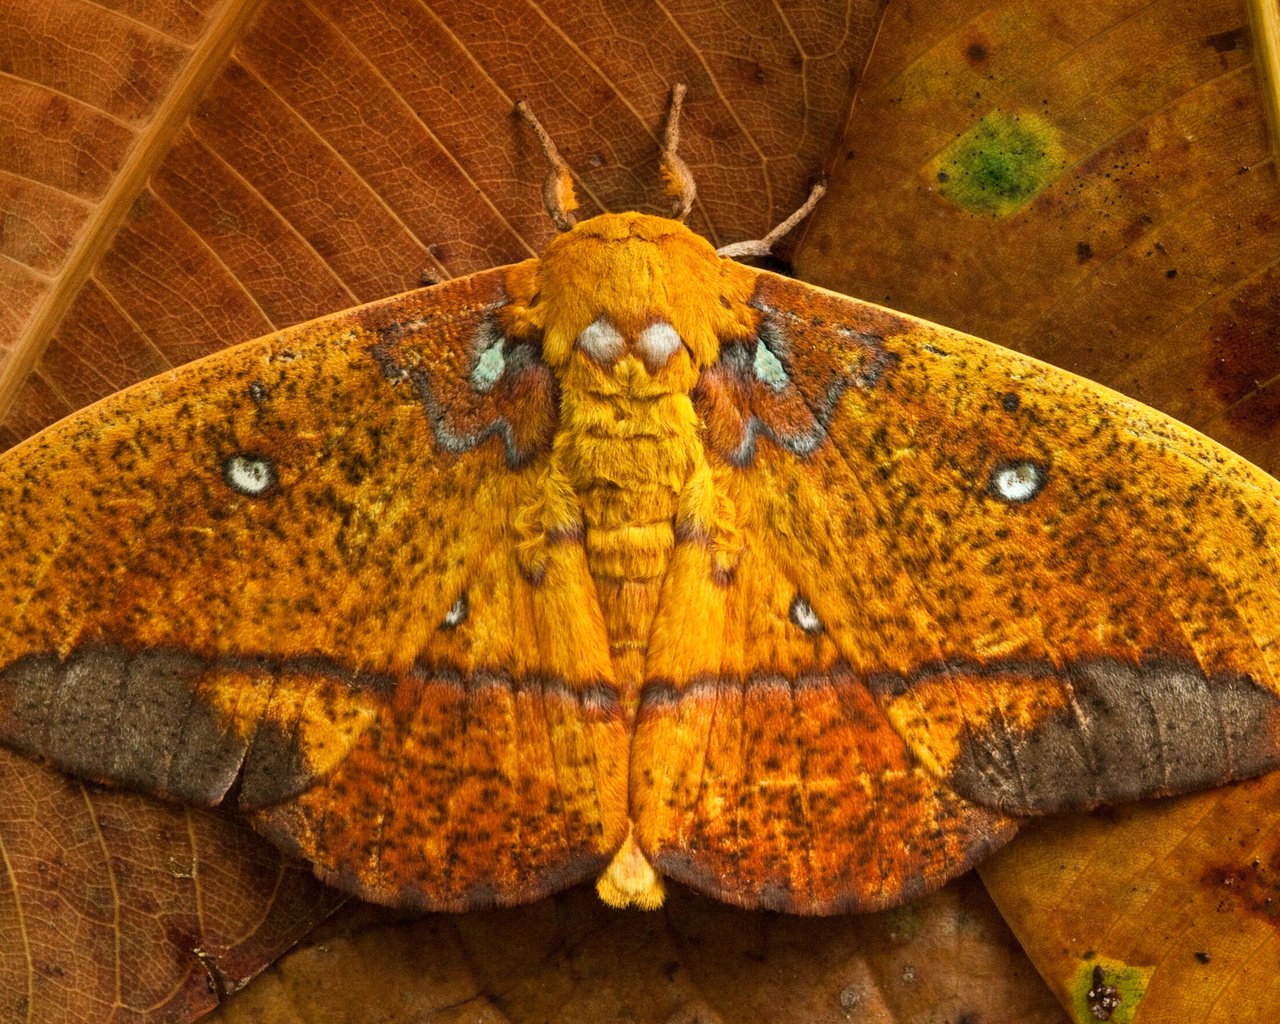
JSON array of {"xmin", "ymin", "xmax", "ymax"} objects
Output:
[
  {"xmin": 514, "ymin": 447, "xmax": 584, "ymax": 583},
  {"xmin": 660, "ymin": 83, "xmax": 697, "ymax": 221},
  {"xmin": 716, "ymin": 180, "xmax": 829, "ymax": 259},
  {"xmin": 676, "ymin": 456, "xmax": 743, "ymax": 584},
  {"xmin": 515, "ymin": 99, "xmax": 580, "ymax": 232}
]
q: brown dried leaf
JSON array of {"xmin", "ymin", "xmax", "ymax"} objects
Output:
[
  {"xmin": 798, "ymin": 0, "xmax": 1280, "ymax": 470},
  {"xmin": 0, "ymin": 749, "xmax": 343, "ymax": 1023},
  {"xmin": 209, "ymin": 876, "xmax": 1065, "ymax": 1024},
  {"xmin": 795, "ymin": 0, "xmax": 1280, "ymax": 1018},
  {"xmin": 0, "ymin": 0, "xmax": 880, "ymax": 444},
  {"xmin": 981, "ymin": 775, "xmax": 1280, "ymax": 1022}
]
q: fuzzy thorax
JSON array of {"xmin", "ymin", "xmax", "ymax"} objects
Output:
[
  {"xmin": 502, "ymin": 214, "xmax": 756, "ymax": 708},
  {"xmin": 498, "ymin": 213, "xmax": 761, "ymax": 906},
  {"xmin": 503, "ymin": 211, "xmax": 758, "ymax": 375}
]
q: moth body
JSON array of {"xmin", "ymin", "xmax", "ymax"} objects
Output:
[{"xmin": 501, "ymin": 212, "xmax": 751, "ymax": 719}]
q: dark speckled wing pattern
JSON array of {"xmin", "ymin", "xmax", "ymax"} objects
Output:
[
  {"xmin": 5, "ymin": 247, "xmax": 1280, "ymax": 918},
  {"xmin": 0, "ymin": 267, "xmax": 629, "ymax": 911},
  {"xmin": 630, "ymin": 269, "xmax": 1280, "ymax": 913}
]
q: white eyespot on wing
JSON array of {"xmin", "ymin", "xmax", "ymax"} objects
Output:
[
  {"xmin": 469, "ymin": 325, "xmax": 506, "ymax": 393},
  {"xmin": 222, "ymin": 454, "xmax": 277, "ymax": 496},
  {"xmin": 753, "ymin": 338, "xmax": 790, "ymax": 391},
  {"xmin": 636, "ymin": 321, "xmax": 683, "ymax": 369},
  {"xmin": 989, "ymin": 460, "xmax": 1048, "ymax": 503},
  {"xmin": 440, "ymin": 593, "xmax": 469, "ymax": 630},
  {"xmin": 789, "ymin": 594, "xmax": 824, "ymax": 635},
  {"xmin": 577, "ymin": 317, "xmax": 626, "ymax": 366}
]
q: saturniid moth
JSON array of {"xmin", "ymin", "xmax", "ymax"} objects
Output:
[{"xmin": 2, "ymin": 86, "xmax": 1280, "ymax": 915}]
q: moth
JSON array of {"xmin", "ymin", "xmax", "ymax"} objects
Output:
[{"xmin": 2, "ymin": 87, "xmax": 1280, "ymax": 915}]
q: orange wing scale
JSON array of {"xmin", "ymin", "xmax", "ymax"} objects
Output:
[
  {"xmin": 0, "ymin": 268, "xmax": 628, "ymax": 909},
  {"xmin": 629, "ymin": 268, "xmax": 1280, "ymax": 910},
  {"xmin": 4, "ymin": 213, "xmax": 1280, "ymax": 914},
  {"xmin": 633, "ymin": 541, "xmax": 1015, "ymax": 913}
]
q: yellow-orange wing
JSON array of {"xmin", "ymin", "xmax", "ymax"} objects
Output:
[
  {"xmin": 0, "ymin": 267, "xmax": 628, "ymax": 910},
  {"xmin": 632, "ymin": 269, "xmax": 1280, "ymax": 913}
]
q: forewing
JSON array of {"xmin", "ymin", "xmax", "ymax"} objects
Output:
[
  {"xmin": 633, "ymin": 268, "xmax": 1280, "ymax": 913},
  {"xmin": 0, "ymin": 266, "xmax": 628, "ymax": 910}
]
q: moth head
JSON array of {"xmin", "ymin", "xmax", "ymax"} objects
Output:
[
  {"xmin": 511, "ymin": 87, "xmax": 821, "ymax": 391},
  {"xmin": 530, "ymin": 212, "xmax": 753, "ymax": 388}
]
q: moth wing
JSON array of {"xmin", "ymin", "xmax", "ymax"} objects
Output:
[
  {"xmin": 0, "ymin": 266, "xmax": 629, "ymax": 910},
  {"xmin": 633, "ymin": 268, "xmax": 1280, "ymax": 912}
]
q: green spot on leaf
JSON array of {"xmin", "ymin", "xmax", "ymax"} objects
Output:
[
  {"xmin": 883, "ymin": 903, "xmax": 924, "ymax": 943},
  {"xmin": 931, "ymin": 110, "xmax": 1064, "ymax": 217},
  {"xmin": 1069, "ymin": 956, "xmax": 1151, "ymax": 1024}
]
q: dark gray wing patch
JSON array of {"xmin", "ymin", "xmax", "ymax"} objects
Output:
[{"xmin": 367, "ymin": 296, "xmax": 556, "ymax": 470}]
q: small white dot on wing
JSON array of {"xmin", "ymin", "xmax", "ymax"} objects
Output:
[
  {"xmin": 990, "ymin": 461, "xmax": 1046, "ymax": 502},
  {"xmin": 223, "ymin": 454, "xmax": 276, "ymax": 496},
  {"xmin": 441, "ymin": 594, "xmax": 469, "ymax": 629},
  {"xmin": 789, "ymin": 594, "xmax": 824, "ymax": 635}
]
